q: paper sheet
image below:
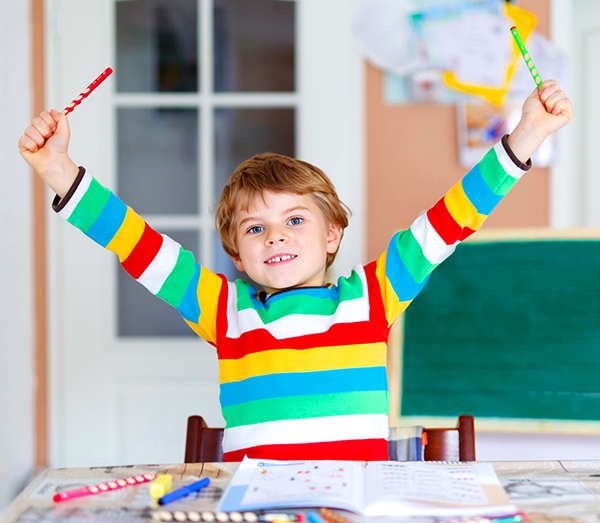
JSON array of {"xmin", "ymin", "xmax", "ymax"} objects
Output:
[{"xmin": 352, "ymin": 0, "xmax": 422, "ymax": 75}]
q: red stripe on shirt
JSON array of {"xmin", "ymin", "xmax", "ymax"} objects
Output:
[
  {"xmin": 121, "ymin": 223, "xmax": 163, "ymax": 279},
  {"xmin": 215, "ymin": 273, "xmax": 229, "ymax": 341},
  {"xmin": 223, "ymin": 438, "xmax": 389, "ymax": 462},
  {"xmin": 217, "ymin": 321, "xmax": 387, "ymax": 360},
  {"xmin": 427, "ymin": 198, "xmax": 475, "ymax": 245},
  {"xmin": 363, "ymin": 260, "xmax": 390, "ymax": 334}
]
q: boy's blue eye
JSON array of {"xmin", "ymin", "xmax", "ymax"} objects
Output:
[
  {"xmin": 288, "ymin": 217, "xmax": 303, "ymax": 226},
  {"xmin": 248, "ymin": 226, "xmax": 264, "ymax": 234}
]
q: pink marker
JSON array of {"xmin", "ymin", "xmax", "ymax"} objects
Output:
[
  {"xmin": 63, "ymin": 67, "xmax": 113, "ymax": 115},
  {"xmin": 53, "ymin": 473, "xmax": 155, "ymax": 502}
]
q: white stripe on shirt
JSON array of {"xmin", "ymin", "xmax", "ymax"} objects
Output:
[
  {"xmin": 222, "ymin": 413, "xmax": 390, "ymax": 453},
  {"xmin": 410, "ymin": 213, "xmax": 459, "ymax": 264},
  {"xmin": 137, "ymin": 234, "xmax": 181, "ymax": 295},
  {"xmin": 57, "ymin": 171, "xmax": 92, "ymax": 220}
]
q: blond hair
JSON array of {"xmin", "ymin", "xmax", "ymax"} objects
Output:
[{"xmin": 215, "ymin": 153, "xmax": 351, "ymax": 269}]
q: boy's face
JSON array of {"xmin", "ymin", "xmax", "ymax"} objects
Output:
[{"xmin": 231, "ymin": 191, "xmax": 342, "ymax": 295}]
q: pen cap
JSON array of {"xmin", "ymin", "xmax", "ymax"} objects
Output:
[{"xmin": 150, "ymin": 475, "xmax": 173, "ymax": 499}]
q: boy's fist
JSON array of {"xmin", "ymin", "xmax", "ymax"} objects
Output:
[
  {"xmin": 522, "ymin": 80, "xmax": 573, "ymax": 137},
  {"xmin": 18, "ymin": 109, "xmax": 78, "ymax": 198},
  {"xmin": 507, "ymin": 79, "xmax": 573, "ymax": 164}
]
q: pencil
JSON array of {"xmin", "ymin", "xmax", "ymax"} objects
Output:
[
  {"xmin": 53, "ymin": 473, "xmax": 155, "ymax": 502},
  {"xmin": 510, "ymin": 26, "xmax": 542, "ymax": 88},
  {"xmin": 63, "ymin": 67, "xmax": 113, "ymax": 115}
]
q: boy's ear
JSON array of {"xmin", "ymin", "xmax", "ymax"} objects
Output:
[
  {"xmin": 326, "ymin": 222, "xmax": 343, "ymax": 254},
  {"xmin": 231, "ymin": 255, "xmax": 245, "ymax": 272}
]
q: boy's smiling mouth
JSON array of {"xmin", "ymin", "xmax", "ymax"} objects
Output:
[{"xmin": 265, "ymin": 254, "xmax": 297, "ymax": 264}]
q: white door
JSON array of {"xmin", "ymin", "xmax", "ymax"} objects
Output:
[
  {"xmin": 550, "ymin": 0, "xmax": 600, "ymax": 227},
  {"xmin": 573, "ymin": 0, "xmax": 600, "ymax": 226},
  {"xmin": 47, "ymin": 0, "xmax": 364, "ymax": 467}
]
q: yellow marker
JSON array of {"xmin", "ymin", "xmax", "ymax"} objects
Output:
[{"xmin": 150, "ymin": 475, "xmax": 173, "ymax": 499}]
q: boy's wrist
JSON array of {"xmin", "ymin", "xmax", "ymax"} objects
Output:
[
  {"xmin": 43, "ymin": 156, "xmax": 79, "ymax": 198},
  {"xmin": 52, "ymin": 166, "xmax": 86, "ymax": 213},
  {"xmin": 507, "ymin": 119, "xmax": 546, "ymax": 165},
  {"xmin": 501, "ymin": 135, "xmax": 531, "ymax": 172}
]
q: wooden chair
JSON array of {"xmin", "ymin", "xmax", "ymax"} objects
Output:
[
  {"xmin": 184, "ymin": 414, "xmax": 475, "ymax": 463},
  {"xmin": 423, "ymin": 414, "xmax": 475, "ymax": 462},
  {"xmin": 185, "ymin": 415, "xmax": 225, "ymax": 463}
]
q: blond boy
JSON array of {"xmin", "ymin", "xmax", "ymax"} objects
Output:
[{"xmin": 19, "ymin": 81, "xmax": 572, "ymax": 461}]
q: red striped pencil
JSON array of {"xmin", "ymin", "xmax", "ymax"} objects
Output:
[
  {"xmin": 63, "ymin": 67, "xmax": 113, "ymax": 115},
  {"xmin": 53, "ymin": 473, "xmax": 155, "ymax": 502}
]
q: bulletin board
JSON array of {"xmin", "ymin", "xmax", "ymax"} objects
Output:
[{"xmin": 396, "ymin": 229, "xmax": 600, "ymax": 433}]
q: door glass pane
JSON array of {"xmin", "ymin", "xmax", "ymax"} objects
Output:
[
  {"xmin": 117, "ymin": 108, "xmax": 199, "ymax": 215},
  {"xmin": 116, "ymin": 0, "xmax": 198, "ymax": 92},
  {"xmin": 213, "ymin": 232, "xmax": 250, "ymax": 283},
  {"xmin": 118, "ymin": 229, "xmax": 199, "ymax": 337},
  {"xmin": 213, "ymin": 108, "xmax": 295, "ymax": 278},
  {"xmin": 214, "ymin": 0, "xmax": 295, "ymax": 92},
  {"xmin": 214, "ymin": 108, "xmax": 295, "ymax": 197}
]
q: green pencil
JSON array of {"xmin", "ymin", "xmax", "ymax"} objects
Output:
[{"xmin": 510, "ymin": 26, "xmax": 542, "ymax": 88}]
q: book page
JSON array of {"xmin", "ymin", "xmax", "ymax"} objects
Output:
[
  {"xmin": 220, "ymin": 458, "xmax": 365, "ymax": 513},
  {"xmin": 363, "ymin": 462, "xmax": 515, "ymax": 517}
]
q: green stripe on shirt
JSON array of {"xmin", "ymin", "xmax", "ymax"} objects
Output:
[
  {"xmin": 67, "ymin": 178, "xmax": 111, "ymax": 233},
  {"xmin": 479, "ymin": 147, "xmax": 518, "ymax": 196},
  {"xmin": 396, "ymin": 229, "xmax": 439, "ymax": 283},
  {"xmin": 221, "ymin": 390, "xmax": 389, "ymax": 428},
  {"xmin": 157, "ymin": 248, "xmax": 196, "ymax": 307}
]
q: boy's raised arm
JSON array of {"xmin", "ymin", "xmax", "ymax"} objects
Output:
[
  {"xmin": 507, "ymin": 79, "xmax": 573, "ymax": 163},
  {"xmin": 18, "ymin": 109, "xmax": 79, "ymax": 198}
]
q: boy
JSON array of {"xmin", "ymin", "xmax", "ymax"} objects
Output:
[{"xmin": 19, "ymin": 80, "xmax": 572, "ymax": 462}]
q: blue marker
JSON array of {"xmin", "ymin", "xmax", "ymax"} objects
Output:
[
  {"xmin": 306, "ymin": 513, "xmax": 328, "ymax": 523},
  {"xmin": 158, "ymin": 477, "xmax": 210, "ymax": 505}
]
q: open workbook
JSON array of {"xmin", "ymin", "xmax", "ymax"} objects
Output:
[{"xmin": 220, "ymin": 457, "xmax": 516, "ymax": 518}]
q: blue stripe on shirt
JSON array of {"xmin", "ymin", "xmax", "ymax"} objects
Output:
[
  {"xmin": 85, "ymin": 192, "xmax": 127, "ymax": 247},
  {"xmin": 219, "ymin": 366, "xmax": 388, "ymax": 407}
]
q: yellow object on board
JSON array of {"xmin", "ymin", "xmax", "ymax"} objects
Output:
[{"xmin": 443, "ymin": 3, "xmax": 537, "ymax": 105}]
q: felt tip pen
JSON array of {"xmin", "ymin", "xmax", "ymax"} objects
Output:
[
  {"xmin": 305, "ymin": 513, "xmax": 328, "ymax": 523},
  {"xmin": 53, "ymin": 473, "xmax": 156, "ymax": 502},
  {"xmin": 158, "ymin": 477, "xmax": 210, "ymax": 505},
  {"xmin": 510, "ymin": 26, "xmax": 542, "ymax": 88}
]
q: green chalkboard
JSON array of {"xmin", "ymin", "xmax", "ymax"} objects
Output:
[{"xmin": 401, "ymin": 238, "xmax": 600, "ymax": 422}]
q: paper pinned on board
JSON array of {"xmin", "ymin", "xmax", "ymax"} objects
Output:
[
  {"xmin": 452, "ymin": 10, "xmax": 513, "ymax": 87},
  {"xmin": 351, "ymin": 0, "xmax": 422, "ymax": 75}
]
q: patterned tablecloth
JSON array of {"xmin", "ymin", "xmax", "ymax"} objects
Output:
[{"xmin": 2, "ymin": 461, "xmax": 600, "ymax": 523}]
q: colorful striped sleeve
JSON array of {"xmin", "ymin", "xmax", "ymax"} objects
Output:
[
  {"xmin": 374, "ymin": 138, "xmax": 530, "ymax": 328},
  {"xmin": 52, "ymin": 168, "xmax": 224, "ymax": 345}
]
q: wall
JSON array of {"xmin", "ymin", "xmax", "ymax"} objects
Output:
[
  {"xmin": 366, "ymin": 0, "xmax": 551, "ymax": 261},
  {"xmin": 366, "ymin": 0, "xmax": 600, "ymax": 460},
  {"xmin": 0, "ymin": 0, "xmax": 35, "ymax": 512}
]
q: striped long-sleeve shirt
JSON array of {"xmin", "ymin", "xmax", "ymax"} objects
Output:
[{"xmin": 53, "ymin": 138, "xmax": 530, "ymax": 461}]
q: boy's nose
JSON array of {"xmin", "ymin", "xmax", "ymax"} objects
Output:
[{"xmin": 265, "ymin": 229, "xmax": 289, "ymax": 245}]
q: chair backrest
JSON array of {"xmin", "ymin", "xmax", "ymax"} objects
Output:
[
  {"xmin": 184, "ymin": 415, "xmax": 224, "ymax": 463},
  {"xmin": 422, "ymin": 414, "xmax": 476, "ymax": 461},
  {"xmin": 184, "ymin": 414, "xmax": 475, "ymax": 463}
]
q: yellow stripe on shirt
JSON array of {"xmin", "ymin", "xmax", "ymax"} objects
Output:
[
  {"xmin": 219, "ymin": 342, "xmax": 388, "ymax": 384},
  {"xmin": 106, "ymin": 207, "xmax": 146, "ymax": 262},
  {"xmin": 444, "ymin": 181, "xmax": 487, "ymax": 231},
  {"xmin": 375, "ymin": 254, "xmax": 411, "ymax": 328},
  {"xmin": 194, "ymin": 268, "xmax": 223, "ymax": 344}
]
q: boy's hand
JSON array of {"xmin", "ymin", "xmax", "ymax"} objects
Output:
[
  {"xmin": 507, "ymin": 80, "xmax": 573, "ymax": 164},
  {"xmin": 18, "ymin": 109, "xmax": 79, "ymax": 198}
]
